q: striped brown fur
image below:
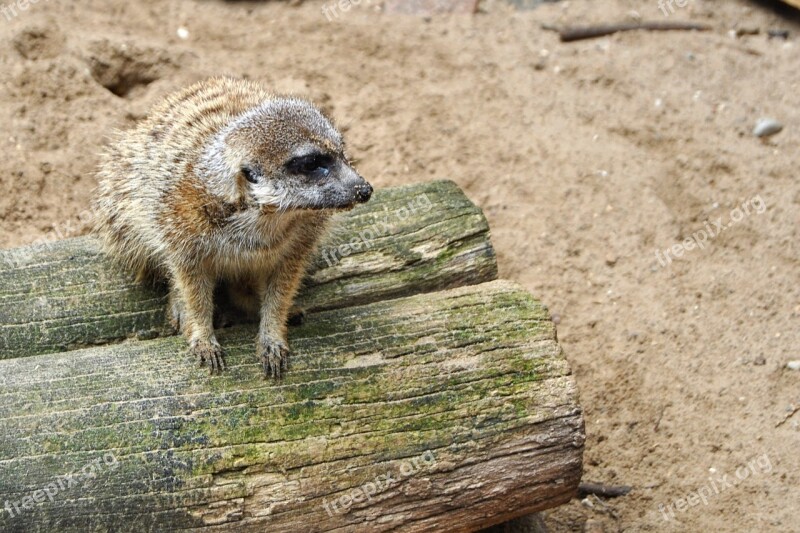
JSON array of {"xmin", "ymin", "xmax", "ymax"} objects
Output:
[{"xmin": 94, "ymin": 77, "xmax": 372, "ymax": 377}]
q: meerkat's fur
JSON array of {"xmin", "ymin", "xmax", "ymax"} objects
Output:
[{"xmin": 94, "ymin": 77, "xmax": 372, "ymax": 378}]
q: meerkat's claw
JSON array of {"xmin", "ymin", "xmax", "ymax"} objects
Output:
[
  {"xmin": 258, "ymin": 337, "xmax": 290, "ymax": 379},
  {"xmin": 191, "ymin": 338, "xmax": 226, "ymax": 375}
]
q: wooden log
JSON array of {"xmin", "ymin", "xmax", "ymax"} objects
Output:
[
  {"xmin": 0, "ymin": 280, "xmax": 583, "ymax": 532},
  {"xmin": 0, "ymin": 180, "xmax": 497, "ymax": 360}
]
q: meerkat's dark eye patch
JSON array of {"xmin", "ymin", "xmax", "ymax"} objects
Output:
[
  {"xmin": 286, "ymin": 153, "xmax": 334, "ymax": 179},
  {"xmin": 241, "ymin": 166, "xmax": 259, "ymax": 184}
]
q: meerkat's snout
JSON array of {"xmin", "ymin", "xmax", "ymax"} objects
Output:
[
  {"xmin": 276, "ymin": 149, "xmax": 372, "ymax": 211},
  {"xmin": 331, "ymin": 163, "xmax": 372, "ymax": 208},
  {"xmin": 353, "ymin": 176, "xmax": 373, "ymax": 204},
  {"xmin": 246, "ymin": 152, "xmax": 372, "ymax": 211}
]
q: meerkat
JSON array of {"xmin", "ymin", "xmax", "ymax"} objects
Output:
[{"xmin": 94, "ymin": 77, "xmax": 372, "ymax": 378}]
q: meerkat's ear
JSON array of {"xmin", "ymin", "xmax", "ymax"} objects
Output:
[
  {"xmin": 198, "ymin": 132, "xmax": 249, "ymax": 206},
  {"xmin": 228, "ymin": 167, "xmax": 255, "ymax": 206},
  {"xmin": 233, "ymin": 168, "xmax": 261, "ymax": 206},
  {"xmin": 208, "ymin": 165, "xmax": 245, "ymax": 206},
  {"xmin": 241, "ymin": 166, "xmax": 259, "ymax": 184}
]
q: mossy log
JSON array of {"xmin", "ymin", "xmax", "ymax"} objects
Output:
[
  {"xmin": 0, "ymin": 180, "xmax": 583, "ymax": 531},
  {"xmin": 0, "ymin": 281, "xmax": 583, "ymax": 532},
  {"xmin": 0, "ymin": 180, "xmax": 497, "ymax": 360}
]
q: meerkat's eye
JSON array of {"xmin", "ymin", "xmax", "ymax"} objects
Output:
[
  {"xmin": 241, "ymin": 166, "xmax": 258, "ymax": 184},
  {"xmin": 286, "ymin": 153, "xmax": 334, "ymax": 179}
]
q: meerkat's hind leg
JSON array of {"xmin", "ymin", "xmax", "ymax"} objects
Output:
[
  {"xmin": 168, "ymin": 283, "xmax": 187, "ymax": 334},
  {"xmin": 135, "ymin": 266, "xmax": 151, "ymax": 284},
  {"xmin": 213, "ymin": 280, "xmax": 254, "ymax": 329},
  {"xmin": 109, "ymin": 232, "xmax": 160, "ymax": 286},
  {"xmin": 287, "ymin": 305, "xmax": 306, "ymax": 327},
  {"xmin": 225, "ymin": 277, "xmax": 262, "ymax": 318},
  {"xmin": 134, "ymin": 260, "xmax": 161, "ymax": 285}
]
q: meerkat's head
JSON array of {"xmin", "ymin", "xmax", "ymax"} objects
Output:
[{"xmin": 200, "ymin": 97, "xmax": 372, "ymax": 212}]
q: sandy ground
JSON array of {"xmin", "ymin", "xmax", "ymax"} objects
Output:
[{"xmin": 1, "ymin": 0, "xmax": 798, "ymax": 531}]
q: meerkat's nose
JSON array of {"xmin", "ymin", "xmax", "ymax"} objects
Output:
[{"xmin": 355, "ymin": 182, "xmax": 373, "ymax": 203}]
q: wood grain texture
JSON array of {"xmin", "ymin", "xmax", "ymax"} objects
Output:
[
  {"xmin": 0, "ymin": 180, "xmax": 497, "ymax": 360},
  {"xmin": 0, "ymin": 280, "xmax": 583, "ymax": 532}
]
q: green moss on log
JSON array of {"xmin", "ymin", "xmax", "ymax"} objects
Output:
[{"xmin": 0, "ymin": 281, "xmax": 583, "ymax": 532}]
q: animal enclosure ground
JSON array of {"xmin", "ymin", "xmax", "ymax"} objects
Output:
[{"xmin": 0, "ymin": 0, "xmax": 798, "ymax": 531}]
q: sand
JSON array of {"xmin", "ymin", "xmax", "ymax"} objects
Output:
[{"xmin": 0, "ymin": 0, "xmax": 798, "ymax": 531}]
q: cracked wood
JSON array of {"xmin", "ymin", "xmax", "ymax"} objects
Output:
[{"xmin": 0, "ymin": 281, "xmax": 583, "ymax": 532}]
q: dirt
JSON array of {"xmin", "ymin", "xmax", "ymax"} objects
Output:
[{"xmin": 0, "ymin": 0, "xmax": 798, "ymax": 531}]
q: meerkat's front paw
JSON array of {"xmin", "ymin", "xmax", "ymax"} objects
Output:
[
  {"xmin": 257, "ymin": 335, "xmax": 290, "ymax": 379},
  {"xmin": 191, "ymin": 337, "xmax": 226, "ymax": 375}
]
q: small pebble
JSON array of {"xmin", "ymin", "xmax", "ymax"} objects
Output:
[
  {"xmin": 735, "ymin": 26, "xmax": 760, "ymax": 37},
  {"xmin": 551, "ymin": 313, "xmax": 561, "ymax": 325},
  {"xmin": 768, "ymin": 29, "xmax": 790, "ymax": 40},
  {"xmin": 754, "ymin": 356, "xmax": 766, "ymax": 366},
  {"xmin": 753, "ymin": 118, "xmax": 783, "ymax": 138},
  {"xmin": 177, "ymin": 27, "xmax": 190, "ymax": 40},
  {"xmin": 786, "ymin": 361, "xmax": 800, "ymax": 371}
]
